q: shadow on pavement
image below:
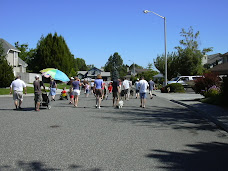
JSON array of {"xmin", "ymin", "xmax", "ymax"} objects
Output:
[
  {"xmin": 145, "ymin": 141, "xmax": 228, "ymax": 170},
  {"xmin": 94, "ymin": 105, "xmax": 225, "ymax": 134},
  {"xmin": 0, "ymin": 160, "xmax": 103, "ymax": 171}
]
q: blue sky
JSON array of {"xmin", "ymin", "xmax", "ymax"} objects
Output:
[{"xmin": 1, "ymin": 0, "xmax": 228, "ymax": 69}]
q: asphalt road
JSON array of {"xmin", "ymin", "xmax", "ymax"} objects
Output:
[{"xmin": 0, "ymin": 93, "xmax": 228, "ymax": 171}]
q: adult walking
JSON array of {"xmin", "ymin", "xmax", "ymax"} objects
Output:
[
  {"xmin": 139, "ymin": 76, "xmax": 149, "ymax": 108},
  {"xmin": 72, "ymin": 77, "xmax": 81, "ymax": 107},
  {"xmin": 135, "ymin": 78, "xmax": 140, "ymax": 99},
  {"xmin": 112, "ymin": 79, "xmax": 120, "ymax": 107},
  {"xmin": 33, "ymin": 75, "xmax": 45, "ymax": 111},
  {"xmin": 49, "ymin": 78, "xmax": 57, "ymax": 101},
  {"xmin": 122, "ymin": 77, "xmax": 130, "ymax": 100},
  {"xmin": 149, "ymin": 78, "xmax": 155, "ymax": 99},
  {"xmin": 94, "ymin": 74, "xmax": 103, "ymax": 109},
  {"xmin": 10, "ymin": 75, "xmax": 27, "ymax": 110}
]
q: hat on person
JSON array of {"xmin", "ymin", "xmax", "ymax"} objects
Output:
[
  {"xmin": 137, "ymin": 78, "xmax": 139, "ymax": 81},
  {"xmin": 35, "ymin": 75, "xmax": 39, "ymax": 78},
  {"xmin": 97, "ymin": 74, "xmax": 102, "ymax": 79}
]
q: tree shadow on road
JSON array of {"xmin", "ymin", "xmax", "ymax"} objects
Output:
[
  {"xmin": 145, "ymin": 141, "xmax": 228, "ymax": 170},
  {"xmin": 0, "ymin": 160, "xmax": 102, "ymax": 171},
  {"xmin": 94, "ymin": 105, "xmax": 227, "ymax": 135}
]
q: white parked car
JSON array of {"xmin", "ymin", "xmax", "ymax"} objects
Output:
[{"xmin": 167, "ymin": 76, "xmax": 202, "ymax": 87}]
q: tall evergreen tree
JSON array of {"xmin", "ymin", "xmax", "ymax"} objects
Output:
[
  {"xmin": 0, "ymin": 41, "xmax": 14, "ymax": 87},
  {"xmin": 31, "ymin": 33, "xmax": 74, "ymax": 75},
  {"xmin": 104, "ymin": 52, "xmax": 127, "ymax": 79}
]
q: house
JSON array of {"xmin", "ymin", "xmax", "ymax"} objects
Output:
[
  {"xmin": 153, "ymin": 73, "xmax": 164, "ymax": 82},
  {"xmin": 204, "ymin": 53, "xmax": 223, "ymax": 68},
  {"xmin": 210, "ymin": 52, "xmax": 228, "ymax": 76},
  {"xmin": 124, "ymin": 68, "xmax": 151, "ymax": 80},
  {"xmin": 77, "ymin": 67, "xmax": 111, "ymax": 81},
  {"xmin": 0, "ymin": 38, "xmax": 28, "ymax": 76}
]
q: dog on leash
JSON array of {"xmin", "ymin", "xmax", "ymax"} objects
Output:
[{"xmin": 117, "ymin": 100, "xmax": 124, "ymax": 108}]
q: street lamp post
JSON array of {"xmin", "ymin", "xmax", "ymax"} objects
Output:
[{"xmin": 143, "ymin": 10, "xmax": 167, "ymax": 86}]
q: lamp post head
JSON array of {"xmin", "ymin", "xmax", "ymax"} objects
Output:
[{"xmin": 143, "ymin": 10, "xmax": 149, "ymax": 14}]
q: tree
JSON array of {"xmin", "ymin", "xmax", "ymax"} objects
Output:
[
  {"xmin": 175, "ymin": 26, "xmax": 212, "ymax": 75},
  {"xmin": 136, "ymin": 70, "xmax": 159, "ymax": 82},
  {"xmin": 154, "ymin": 52, "xmax": 179, "ymax": 80},
  {"xmin": 87, "ymin": 64, "xmax": 95, "ymax": 70},
  {"xmin": 14, "ymin": 41, "xmax": 36, "ymax": 72},
  {"xmin": 104, "ymin": 52, "xmax": 127, "ymax": 79},
  {"xmin": 154, "ymin": 26, "xmax": 213, "ymax": 79},
  {"xmin": 0, "ymin": 41, "xmax": 14, "ymax": 87},
  {"xmin": 74, "ymin": 58, "xmax": 88, "ymax": 71},
  {"xmin": 129, "ymin": 63, "xmax": 143, "ymax": 71},
  {"xmin": 31, "ymin": 33, "xmax": 75, "ymax": 75}
]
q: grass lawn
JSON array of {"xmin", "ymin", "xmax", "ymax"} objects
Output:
[
  {"xmin": 0, "ymin": 87, "xmax": 35, "ymax": 95},
  {"xmin": 43, "ymin": 83, "xmax": 71, "ymax": 90}
]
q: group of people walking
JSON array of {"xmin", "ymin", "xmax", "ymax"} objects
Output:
[
  {"xmin": 69, "ymin": 74, "xmax": 155, "ymax": 109},
  {"xmin": 9, "ymin": 74, "xmax": 155, "ymax": 111}
]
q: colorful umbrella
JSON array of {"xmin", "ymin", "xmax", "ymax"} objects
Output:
[
  {"xmin": 40, "ymin": 68, "xmax": 55, "ymax": 73},
  {"xmin": 40, "ymin": 68, "xmax": 70, "ymax": 82}
]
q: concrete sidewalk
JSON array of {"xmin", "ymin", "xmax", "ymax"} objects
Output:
[{"xmin": 153, "ymin": 90, "xmax": 228, "ymax": 133}]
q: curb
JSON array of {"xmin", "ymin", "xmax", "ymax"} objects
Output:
[{"xmin": 170, "ymin": 99, "xmax": 228, "ymax": 133}]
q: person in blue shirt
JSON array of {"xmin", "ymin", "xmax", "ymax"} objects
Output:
[
  {"xmin": 72, "ymin": 77, "xmax": 81, "ymax": 107},
  {"xmin": 94, "ymin": 74, "xmax": 103, "ymax": 109}
]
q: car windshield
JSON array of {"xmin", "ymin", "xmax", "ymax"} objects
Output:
[{"xmin": 173, "ymin": 77, "xmax": 180, "ymax": 81}]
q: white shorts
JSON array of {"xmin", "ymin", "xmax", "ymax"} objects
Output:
[{"xmin": 73, "ymin": 89, "xmax": 80, "ymax": 96}]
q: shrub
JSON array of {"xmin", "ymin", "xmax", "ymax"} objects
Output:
[
  {"xmin": 160, "ymin": 86, "xmax": 168, "ymax": 93},
  {"xmin": 204, "ymin": 85, "xmax": 221, "ymax": 98},
  {"xmin": 167, "ymin": 83, "xmax": 185, "ymax": 93},
  {"xmin": 194, "ymin": 72, "xmax": 221, "ymax": 96},
  {"xmin": 160, "ymin": 83, "xmax": 185, "ymax": 93}
]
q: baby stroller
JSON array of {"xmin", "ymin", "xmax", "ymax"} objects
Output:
[{"xmin": 41, "ymin": 92, "xmax": 51, "ymax": 109}]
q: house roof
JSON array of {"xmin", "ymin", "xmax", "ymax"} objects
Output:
[
  {"xmin": 135, "ymin": 68, "xmax": 151, "ymax": 73},
  {"xmin": 207, "ymin": 53, "xmax": 223, "ymax": 65},
  {"xmin": 153, "ymin": 73, "xmax": 164, "ymax": 78},
  {"xmin": 210, "ymin": 62, "xmax": 228, "ymax": 75},
  {"xmin": 0, "ymin": 38, "xmax": 20, "ymax": 55},
  {"xmin": 77, "ymin": 71, "xmax": 87, "ymax": 75},
  {"xmin": 18, "ymin": 57, "xmax": 28, "ymax": 67},
  {"xmin": 221, "ymin": 52, "xmax": 228, "ymax": 57}
]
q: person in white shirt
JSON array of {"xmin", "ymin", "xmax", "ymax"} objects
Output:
[
  {"xmin": 10, "ymin": 75, "xmax": 27, "ymax": 110},
  {"xmin": 122, "ymin": 78, "xmax": 130, "ymax": 100},
  {"xmin": 138, "ymin": 76, "xmax": 149, "ymax": 108}
]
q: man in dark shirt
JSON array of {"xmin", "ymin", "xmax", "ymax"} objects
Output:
[
  {"xmin": 149, "ymin": 79, "xmax": 155, "ymax": 99},
  {"xmin": 112, "ymin": 79, "xmax": 120, "ymax": 107},
  {"xmin": 33, "ymin": 75, "xmax": 45, "ymax": 111}
]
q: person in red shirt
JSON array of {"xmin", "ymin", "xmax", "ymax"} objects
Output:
[{"xmin": 60, "ymin": 87, "xmax": 68, "ymax": 100}]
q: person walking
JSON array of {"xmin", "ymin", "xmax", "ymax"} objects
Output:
[
  {"xmin": 122, "ymin": 78, "xmax": 130, "ymax": 100},
  {"xmin": 49, "ymin": 78, "xmax": 57, "ymax": 101},
  {"xmin": 84, "ymin": 81, "xmax": 90, "ymax": 97},
  {"xmin": 68, "ymin": 77, "xmax": 74, "ymax": 104},
  {"xmin": 135, "ymin": 78, "xmax": 140, "ymax": 99},
  {"xmin": 10, "ymin": 75, "xmax": 27, "ymax": 110},
  {"xmin": 149, "ymin": 78, "xmax": 155, "ymax": 99},
  {"xmin": 112, "ymin": 79, "xmax": 120, "ymax": 107},
  {"xmin": 138, "ymin": 76, "xmax": 149, "ymax": 108},
  {"xmin": 33, "ymin": 75, "xmax": 45, "ymax": 111},
  {"xmin": 72, "ymin": 77, "xmax": 81, "ymax": 107},
  {"xmin": 94, "ymin": 74, "xmax": 103, "ymax": 109}
]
